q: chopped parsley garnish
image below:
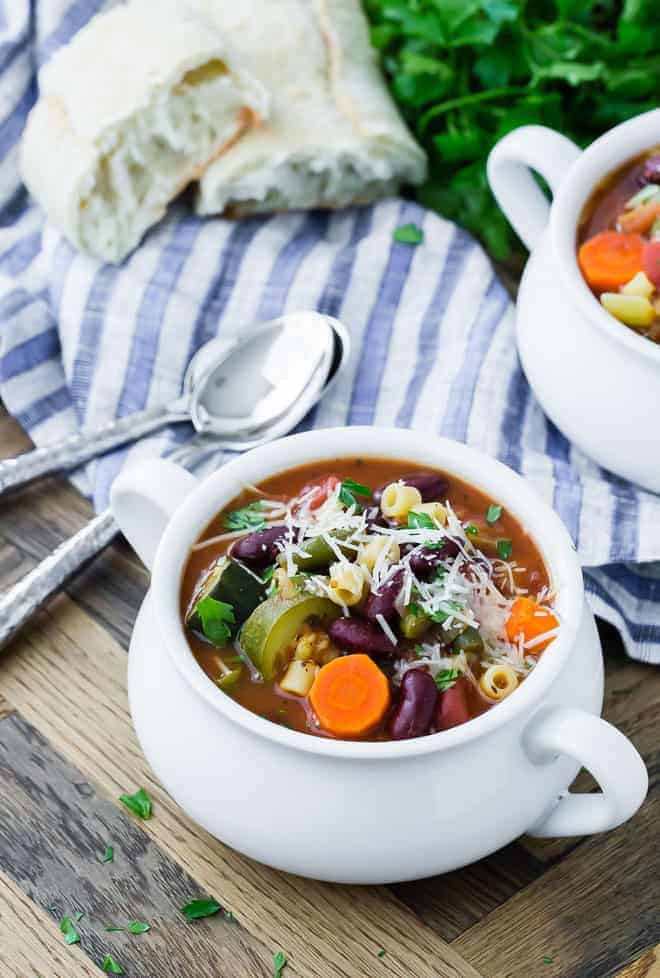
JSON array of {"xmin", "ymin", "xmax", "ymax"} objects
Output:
[
  {"xmin": 129, "ymin": 921, "xmax": 151, "ymax": 934},
  {"xmin": 497, "ymin": 539, "xmax": 513, "ymax": 560},
  {"xmin": 486, "ymin": 504, "xmax": 502, "ymax": 525},
  {"xmin": 197, "ymin": 595, "xmax": 236, "ymax": 645},
  {"xmin": 465, "ymin": 524, "xmax": 479, "ymax": 536},
  {"xmin": 180, "ymin": 897, "xmax": 222, "ymax": 922},
  {"xmin": 223, "ymin": 500, "xmax": 267, "ymax": 532},
  {"xmin": 543, "ymin": 955, "xmax": 555, "ymax": 965},
  {"xmin": 339, "ymin": 478, "xmax": 371, "ymax": 509},
  {"xmin": 407, "ymin": 511, "xmax": 435, "ymax": 530},
  {"xmin": 101, "ymin": 845, "xmax": 114, "ymax": 863},
  {"xmin": 377, "ymin": 950, "xmax": 386, "ymax": 958},
  {"xmin": 59, "ymin": 916, "xmax": 80, "ymax": 945},
  {"xmin": 102, "ymin": 954, "xmax": 124, "ymax": 975},
  {"xmin": 431, "ymin": 601, "xmax": 463, "ymax": 624},
  {"xmin": 119, "ymin": 787, "xmax": 152, "ymax": 820},
  {"xmin": 393, "ymin": 223, "xmax": 424, "ymax": 245},
  {"xmin": 105, "ymin": 926, "xmax": 125, "ymax": 933},
  {"xmin": 435, "ymin": 669, "xmax": 461, "ymax": 692},
  {"xmin": 273, "ymin": 950, "xmax": 288, "ymax": 977}
]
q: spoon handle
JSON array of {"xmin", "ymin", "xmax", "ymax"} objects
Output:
[
  {"xmin": 0, "ymin": 403, "xmax": 186, "ymax": 496},
  {"xmin": 0, "ymin": 508, "xmax": 118, "ymax": 651}
]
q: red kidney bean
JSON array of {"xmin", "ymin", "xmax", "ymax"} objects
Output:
[
  {"xmin": 408, "ymin": 540, "xmax": 460, "ymax": 577},
  {"xmin": 374, "ymin": 471, "xmax": 449, "ymax": 505},
  {"xmin": 435, "ymin": 677, "xmax": 471, "ymax": 731},
  {"xmin": 230, "ymin": 525, "xmax": 287, "ymax": 569},
  {"xmin": 389, "ymin": 669, "xmax": 437, "ymax": 740},
  {"xmin": 362, "ymin": 569, "xmax": 404, "ymax": 622},
  {"xmin": 642, "ymin": 154, "xmax": 660, "ymax": 184},
  {"xmin": 327, "ymin": 616, "xmax": 396, "ymax": 656}
]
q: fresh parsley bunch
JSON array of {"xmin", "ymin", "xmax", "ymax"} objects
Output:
[{"xmin": 365, "ymin": 0, "xmax": 660, "ymax": 260}]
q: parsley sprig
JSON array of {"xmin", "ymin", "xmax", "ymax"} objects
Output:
[
  {"xmin": 339, "ymin": 478, "xmax": 372, "ymax": 509},
  {"xmin": 435, "ymin": 668, "xmax": 461, "ymax": 692},
  {"xmin": 196, "ymin": 595, "xmax": 235, "ymax": 646},
  {"xmin": 223, "ymin": 500, "xmax": 267, "ymax": 532},
  {"xmin": 366, "ymin": 0, "xmax": 660, "ymax": 261}
]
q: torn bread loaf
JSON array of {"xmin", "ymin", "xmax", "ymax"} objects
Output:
[
  {"xmin": 189, "ymin": 0, "xmax": 427, "ymax": 216},
  {"xmin": 20, "ymin": 0, "xmax": 268, "ymax": 262}
]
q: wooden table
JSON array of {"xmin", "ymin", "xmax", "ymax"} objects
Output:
[{"xmin": 0, "ymin": 406, "xmax": 658, "ymax": 978}]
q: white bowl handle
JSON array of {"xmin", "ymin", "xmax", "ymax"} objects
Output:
[
  {"xmin": 524, "ymin": 707, "xmax": 648, "ymax": 837},
  {"xmin": 487, "ymin": 125, "xmax": 582, "ymax": 250},
  {"xmin": 111, "ymin": 458, "xmax": 197, "ymax": 570}
]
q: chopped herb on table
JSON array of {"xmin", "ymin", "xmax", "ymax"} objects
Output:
[
  {"xmin": 101, "ymin": 845, "xmax": 114, "ymax": 863},
  {"xmin": 223, "ymin": 500, "xmax": 267, "ymax": 532},
  {"xmin": 377, "ymin": 949, "xmax": 386, "ymax": 958},
  {"xmin": 119, "ymin": 787, "xmax": 152, "ymax": 820},
  {"xmin": 74, "ymin": 911, "xmax": 85, "ymax": 922},
  {"xmin": 129, "ymin": 920, "xmax": 151, "ymax": 934},
  {"xmin": 102, "ymin": 954, "xmax": 124, "ymax": 975},
  {"xmin": 497, "ymin": 539, "xmax": 513, "ymax": 560},
  {"xmin": 59, "ymin": 916, "xmax": 80, "ymax": 945},
  {"xmin": 393, "ymin": 222, "xmax": 424, "ymax": 244},
  {"xmin": 365, "ymin": 0, "xmax": 660, "ymax": 261},
  {"xmin": 273, "ymin": 950, "xmax": 288, "ymax": 977},
  {"xmin": 180, "ymin": 897, "xmax": 222, "ymax": 921},
  {"xmin": 543, "ymin": 955, "xmax": 555, "ymax": 964},
  {"xmin": 486, "ymin": 504, "xmax": 502, "ymax": 525}
]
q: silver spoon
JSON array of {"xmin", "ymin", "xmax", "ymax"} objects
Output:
[
  {"xmin": 0, "ymin": 313, "xmax": 350, "ymax": 650},
  {"xmin": 0, "ymin": 311, "xmax": 344, "ymax": 495}
]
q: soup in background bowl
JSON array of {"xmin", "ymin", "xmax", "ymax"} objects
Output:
[
  {"xmin": 182, "ymin": 458, "xmax": 558, "ymax": 742},
  {"xmin": 578, "ymin": 146, "xmax": 660, "ymax": 343}
]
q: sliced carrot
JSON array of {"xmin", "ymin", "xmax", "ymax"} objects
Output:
[
  {"xmin": 309, "ymin": 653, "xmax": 390, "ymax": 738},
  {"xmin": 578, "ymin": 231, "xmax": 645, "ymax": 292},
  {"xmin": 506, "ymin": 597, "xmax": 559, "ymax": 655},
  {"xmin": 618, "ymin": 200, "xmax": 660, "ymax": 235}
]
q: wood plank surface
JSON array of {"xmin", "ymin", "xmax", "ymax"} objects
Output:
[
  {"xmin": 616, "ymin": 947, "xmax": 660, "ymax": 978},
  {"xmin": 0, "ymin": 711, "xmax": 271, "ymax": 978},
  {"xmin": 0, "ymin": 595, "xmax": 483, "ymax": 978},
  {"xmin": 0, "ymin": 872, "xmax": 99, "ymax": 978},
  {"xmin": 1, "ymin": 403, "xmax": 659, "ymax": 978}
]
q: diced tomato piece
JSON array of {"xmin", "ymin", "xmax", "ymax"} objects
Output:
[
  {"xmin": 643, "ymin": 239, "xmax": 660, "ymax": 288},
  {"xmin": 295, "ymin": 475, "xmax": 341, "ymax": 511}
]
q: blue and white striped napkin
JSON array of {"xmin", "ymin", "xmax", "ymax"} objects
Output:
[{"xmin": 1, "ymin": 0, "xmax": 660, "ymax": 663}]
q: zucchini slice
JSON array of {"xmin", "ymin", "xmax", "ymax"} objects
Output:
[
  {"xmin": 240, "ymin": 593, "xmax": 340, "ymax": 681},
  {"xmin": 187, "ymin": 557, "xmax": 266, "ymax": 639}
]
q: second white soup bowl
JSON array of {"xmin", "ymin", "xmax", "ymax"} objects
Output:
[
  {"xmin": 111, "ymin": 427, "xmax": 647, "ymax": 884},
  {"xmin": 488, "ymin": 110, "xmax": 660, "ymax": 491}
]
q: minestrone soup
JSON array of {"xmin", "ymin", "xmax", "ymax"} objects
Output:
[
  {"xmin": 181, "ymin": 459, "xmax": 559, "ymax": 742},
  {"xmin": 578, "ymin": 146, "xmax": 660, "ymax": 343}
]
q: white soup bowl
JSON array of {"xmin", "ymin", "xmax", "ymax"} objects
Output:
[
  {"xmin": 488, "ymin": 110, "xmax": 660, "ymax": 491},
  {"xmin": 111, "ymin": 427, "xmax": 647, "ymax": 883}
]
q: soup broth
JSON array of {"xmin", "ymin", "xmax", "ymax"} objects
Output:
[{"xmin": 181, "ymin": 458, "xmax": 557, "ymax": 742}]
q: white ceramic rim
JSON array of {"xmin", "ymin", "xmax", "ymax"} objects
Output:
[
  {"xmin": 550, "ymin": 107, "xmax": 660, "ymax": 364},
  {"xmin": 150, "ymin": 427, "xmax": 585, "ymax": 759}
]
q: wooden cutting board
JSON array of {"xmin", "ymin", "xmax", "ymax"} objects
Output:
[{"xmin": 0, "ymin": 406, "xmax": 658, "ymax": 978}]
